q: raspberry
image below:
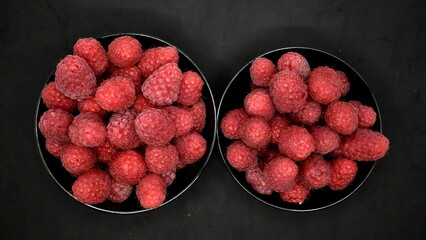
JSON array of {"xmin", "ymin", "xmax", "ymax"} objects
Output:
[
  {"xmin": 244, "ymin": 89, "xmax": 275, "ymax": 120},
  {"xmin": 109, "ymin": 150, "xmax": 147, "ymax": 185},
  {"xmin": 299, "ymin": 155, "xmax": 331, "ymax": 189},
  {"xmin": 136, "ymin": 174, "xmax": 166, "ymax": 209},
  {"xmin": 131, "ymin": 93, "xmax": 155, "ymax": 112},
  {"xmin": 341, "ymin": 129, "xmax": 389, "ymax": 161},
  {"xmin": 239, "ymin": 117, "xmax": 271, "ymax": 149},
  {"xmin": 279, "ymin": 182, "xmax": 310, "ymax": 203},
  {"xmin": 246, "ymin": 167, "xmax": 273, "ymax": 195},
  {"xmin": 269, "ymin": 70, "xmax": 308, "ymax": 113},
  {"xmin": 268, "ymin": 114, "xmax": 291, "ymax": 144},
  {"xmin": 250, "ymin": 57, "xmax": 277, "ymax": 87},
  {"xmin": 108, "ymin": 180, "xmax": 132, "ymax": 203},
  {"xmin": 45, "ymin": 140, "xmax": 65, "ymax": 158},
  {"xmin": 41, "ymin": 82, "xmax": 77, "ymax": 112},
  {"xmin": 277, "ymin": 52, "xmax": 311, "ymax": 80},
  {"xmin": 55, "ymin": 55, "xmax": 97, "ymax": 100},
  {"xmin": 164, "ymin": 106, "xmax": 193, "ymax": 137},
  {"xmin": 134, "ymin": 108, "xmax": 176, "ymax": 146},
  {"xmin": 69, "ymin": 112, "xmax": 106, "ymax": 147},
  {"xmin": 60, "ymin": 144, "xmax": 95, "ymax": 175},
  {"xmin": 325, "ymin": 101, "xmax": 358, "ymax": 135},
  {"xmin": 177, "ymin": 71, "xmax": 204, "ymax": 106},
  {"xmin": 137, "ymin": 46, "xmax": 179, "ymax": 78},
  {"xmin": 185, "ymin": 99, "xmax": 206, "ymax": 133},
  {"xmin": 72, "ymin": 169, "xmax": 111, "ymax": 204},
  {"xmin": 221, "ymin": 108, "xmax": 250, "ymax": 140},
  {"xmin": 38, "ymin": 109, "xmax": 73, "ymax": 143},
  {"xmin": 111, "ymin": 66, "xmax": 143, "ymax": 92},
  {"xmin": 141, "ymin": 63, "xmax": 183, "ymax": 106},
  {"xmin": 289, "ymin": 98, "xmax": 322, "ymax": 126},
  {"xmin": 263, "ymin": 157, "xmax": 298, "ymax": 192},
  {"xmin": 94, "ymin": 138, "xmax": 118, "ymax": 164},
  {"xmin": 329, "ymin": 158, "xmax": 358, "ymax": 190},
  {"xmin": 226, "ymin": 141, "xmax": 257, "ymax": 171},
  {"xmin": 107, "ymin": 36, "xmax": 142, "ymax": 67},
  {"xmin": 336, "ymin": 70, "xmax": 350, "ymax": 96},
  {"xmin": 349, "ymin": 101, "xmax": 377, "ymax": 128},
  {"xmin": 310, "ymin": 126, "xmax": 340, "ymax": 155},
  {"xmin": 175, "ymin": 131, "xmax": 207, "ymax": 165},
  {"xmin": 77, "ymin": 97, "xmax": 108, "ymax": 117},
  {"xmin": 73, "ymin": 38, "xmax": 108, "ymax": 76},
  {"xmin": 95, "ymin": 76, "xmax": 136, "ymax": 112},
  {"xmin": 161, "ymin": 171, "xmax": 176, "ymax": 186},
  {"xmin": 145, "ymin": 144, "xmax": 179, "ymax": 174},
  {"xmin": 278, "ymin": 125, "xmax": 314, "ymax": 161},
  {"xmin": 107, "ymin": 110, "xmax": 141, "ymax": 150},
  {"xmin": 307, "ymin": 66, "xmax": 342, "ymax": 104}
]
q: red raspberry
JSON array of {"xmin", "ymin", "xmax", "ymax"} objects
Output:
[
  {"xmin": 109, "ymin": 150, "xmax": 147, "ymax": 185},
  {"xmin": 77, "ymin": 97, "xmax": 108, "ymax": 117},
  {"xmin": 60, "ymin": 144, "xmax": 95, "ymax": 175},
  {"xmin": 137, "ymin": 46, "xmax": 179, "ymax": 78},
  {"xmin": 336, "ymin": 70, "xmax": 350, "ymax": 96},
  {"xmin": 94, "ymin": 138, "xmax": 118, "ymax": 164},
  {"xmin": 341, "ymin": 129, "xmax": 389, "ymax": 161},
  {"xmin": 38, "ymin": 109, "xmax": 73, "ymax": 143},
  {"xmin": 41, "ymin": 82, "xmax": 77, "ymax": 112},
  {"xmin": 307, "ymin": 66, "xmax": 342, "ymax": 104},
  {"xmin": 141, "ymin": 63, "xmax": 183, "ymax": 106},
  {"xmin": 349, "ymin": 101, "xmax": 377, "ymax": 128},
  {"xmin": 111, "ymin": 66, "xmax": 143, "ymax": 92},
  {"xmin": 263, "ymin": 157, "xmax": 298, "ymax": 192},
  {"xmin": 250, "ymin": 57, "xmax": 277, "ymax": 87},
  {"xmin": 134, "ymin": 108, "xmax": 176, "ymax": 146},
  {"xmin": 177, "ymin": 71, "xmax": 204, "ymax": 106},
  {"xmin": 289, "ymin": 98, "xmax": 322, "ymax": 126},
  {"xmin": 73, "ymin": 38, "xmax": 108, "ymax": 76},
  {"xmin": 310, "ymin": 126, "xmax": 340, "ymax": 155},
  {"xmin": 246, "ymin": 167, "xmax": 273, "ymax": 195},
  {"xmin": 45, "ymin": 140, "xmax": 65, "ymax": 158},
  {"xmin": 107, "ymin": 110, "xmax": 141, "ymax": 150},
  {"xmin": 145, "ymin": 144, "xmax": 179, "ymax": 174},
  {"xmin": 277, "ymin": 52, "xmax": 311, "ymax": 80},
  {"xmin": 55, "ymin": 55, "xmax": 97, "ymax": 100},
  {"xmin": 161, "ymin": 171, "xmax": 176, "ymax": 186},
  {"xmin": 299, "ymin": 155, "xmax": 331, "ymax": 189},
  {"xmin": 279, "ymin": 182, "xmax": 310, "ymax": 203},
  {"xmin": 69, "ymin": 112, "xmax": 106, "ymax": 147},
  {"xmin": 108, "ymin": 180, "xmax": 132, "ymax": 203},
  {"xmin": 164, "ymin": 106, "xmax": 193, "ymax": 137},
  {"xmin": 244, "ymin": 89, "xmax": 275, "ymax": 120},
  {"xmin": 268, "ymin": 114, "xmax": 291, "ymax": 144},
  {"xmin": 278, "ymin": 125, "xmax": 314, "ymax": 161},
  {"xmin": 131, "ymin": 93, "xmax": 155, "ymax": 112},
  {"xmin": 108, "ymin": 36, "xmax": 142, "ymax": 67},
  {"xmin": 221, "ymin": 108, "xmax": 250, "ymax": 140},
  {"xmin": 325, "ymin": 101, "xmax": 358, "ymax": 135},
  {"xmin": 72, "ymin": 169, "xmax": 111, "ymax": 204},
  {"xmin": 329, "ymin": 158, "xmax": 358, "ymax": 190},
  {"xmin": 185, "ymin": 99, "xmax": 206, "ymax": 133},
  {"xmin": 175, "ymin": 131, "xmax": 207, "ymax": 165},
  {"xmin": 226, "ymin": 141, "xmax": 257, "ymax": 171},
  {"xmin": 95, "ymin": 76, "xmax": 136, "ymax": 112},
  {"xmin": 239, "ymin": 117, "xmax": 271, "ymax": 149},
  {"xmin": 269, "ymin": 70, "xmax": 308, "ymax": 113},
  {"xmin": 136, "ymin": 174, "xmax": 166, "ymax": 209}
]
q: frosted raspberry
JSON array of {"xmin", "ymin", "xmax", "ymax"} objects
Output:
[
  {"xmin": 131, "ymin": 93, "xmax": 155, "ymax": 112},
  {"xmin": 45, "ymin": 140, "xmax": 65, "ymax": 158},
  {"xmin": 108, "ymin": 180, "xmax": 132, "ymax": 203},
  {"xmin": 220, "ymin": 108, "xmax": 250, "ymax": 140},
  {"xmin": 177, "ymin": 71, "xmax": 204, "ymax": 106},
  {"xmin": 278, "ymin": 125, "xmax": 314, "ymax": 161},
  {"xmin": 263, "ymin": 157, "xmax": 298, "ymax": 192},
  {"xmin": 300, "ymin": 155, "xmax": 331, "ymax": 189},
  {"xmin": 244, "ymin": 89, "xmax": 275, "ymax": 120},
  {"xmin": 175, "ymin": 131, "xmax": 207, "ymax": 165},
  {"xmin": 268, "ymin": 114, "xmax": 291, "ymax": 144},
  {"xmin": 145, "ymin": 144, "xmax": 178, "ymax": 174},
  {"xmin": 246, "ymin": 167, "xmax": 273, "ymax": 195},
  {"xmin": 73, "ymin": 38, "xmax": 108, "ymax": 76},
  {"xmin": 60, "ymin": 144, "xmax": 95, "ymax": 175},
  {"xmin": 77, "ymin": 97, "xmax": 108, "ymax": 117},
  {"xmin": 136, "ymin": 174, "xmax": 166, "ymax": 209},
  {"xmin": 164, "ymin": 106, "xmax": 193, "ymax": 136},
  {"xmin": 289, "ymin": 98, "xmax": 322, "ymax": 126},
  {"xmin": 111, "ymin": 66, "xmax": 143, "ymax": 92},
  {"xmin": 250, "ymin": 57, "xmax": 277, "ymax": 87},
  {"xmin": 134, "ymin": 108, "xmax": 176, "ymax": 146},
  {"xmin": 325, "ymin": 101, "xmax": 358, "ymax": 135},
  {"xmin": 240, "ymin": 117, "xmax": 271, "ymax": 149},
  {"xmin": 185, "ymin": 99, "xmax": 206, "ymax": 133},
  {"xmin": 226, "ymin": 141, "xmax": 257, "ymax": 171},
  {"xmin": 137, "ymin": 46, "xmax": 179, "ymax": 78},
  {"xmin": 95, "ymin": 76, "xmax": 136, "ymax": 112},
  {"xmin": 307, "ymin": 66, "xmax": 342, "ymax": 104},
  {"xmin": 310, "ymin": 126, "xmax": 340, "ymax": 155},
  {"xmin": 69, "ymin": 112, "xmax": 106, "ymax": 147},
  {"xmin": 336, "ymin": 70, "xmax": 350, "ymax": 96},
  {"xmin": 329, "ymin": 158, "xmax": 358, "ymax": 190},
  {"xmin": 107, "ymin": 110, "xmax": 141, "ymax": 150},
  {"xmin": 72, "ymin": 169, "xmax": 111, "ymax": 204},
  {"xmin": 349, "ymin": 101, "xmax": 377, "ymax": 128},
  {"xmin": 161, "ymin": 171, "xmax": 176, "ymax": 186},
  {"xmin": 41, "ymin": 82, "xmax": 77, "ymax": 112},
  {"xmin": 108, "ymin": 36, "xmax": 142, "ymax": 67},
  {"xmin": 109, "ymin": 150, "xmax": 147, "ymax": 185},
  {"xmin": 341, "ymin": 129, "xmax": 389, "ymax": 161},
  {"xmin": 277, "ymin": 52, "xmax": 311, "ymax": 80},
  {"xmin": 279, "ymin": 182, "xmax": 310, "ymax": 203},
  {"xmin": 38, "ymin": 109, "xmax": 73, "ymax": 143},
  {"xmin": 94, "ymin": 138, "xmax": 118, "ymax": 164}
]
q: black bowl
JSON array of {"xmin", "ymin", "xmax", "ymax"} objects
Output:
[
  {"xmin": 35, "ymin": 33, "xmax": 217, "ymax": 214},
  {"xmin": 217, "ymin": 47, "xmax": 381, "ymax": 212}
]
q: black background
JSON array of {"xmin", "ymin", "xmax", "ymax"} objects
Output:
[{"xmin": 1, "ymin": 0, "xmax": 425, "ymax": 239}]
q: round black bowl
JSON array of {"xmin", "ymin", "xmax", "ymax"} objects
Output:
[
  {"xmin": 217, "ymin": 47, "xmax": 381, "ymax": 212},
  {"xmin": 35, "ymin": 33, "xmax": 217, "ymax": 214}
]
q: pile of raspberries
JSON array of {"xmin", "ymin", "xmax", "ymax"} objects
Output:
[
  {"xmin": 221, "ymin": 52, "xmax": 389, "ymax": 204},
  {"xmin": 38, "ymin": 36, "xmax": 207, "ymax": 209}
]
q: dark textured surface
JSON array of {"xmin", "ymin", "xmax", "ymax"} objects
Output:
[{"xmin": 0, "ymin": 0, "xmax": 425, "ymax": 239}]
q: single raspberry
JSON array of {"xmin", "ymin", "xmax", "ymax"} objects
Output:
[
  {"xmin": 246, "ymin": 167, "xmax": 273, "ymax": 195},
  {"xmin": 325, "ymin": 101, "xmax": 358, "ymax": 135},
  {"xmin": 336, "ymin": 70, "xmax": 350, "ymax": 96},
  {"xmin": 164, "ymin": 106, "xmax": 193, "ymax": 136},
  {"xmin": 161, "ymin": 171, "xmax": 176, "ymax": 186},
  {"xmin": 185, "ymin": 99, "xmax": 206, "ymax": 133},
  {"xmin": 175, "ymin": 131, "xmax": 207, "ymax": 165},
  {"xmin": 72, "ymin": 169, "xmax": 111, "ymax": 204},
  {"xmin": 137, "ymin": 46, "xmax": 179, "ymax": 78},
  {"xmin": 307, "ymin": 66, "xmax": 342, "ymax": 104},
  {"xmin": 69, "ymin": 112, "xmax": 106, "ymax": 147},
  {"xmin": 289, "ymin": 98, "xmax": 322, "ymax": 126},
  {"xmin": 221, "ymin": 108, "xmax": 250, "ymax": 140},
  {"xmin": 60, "ymin": 144, "xmax": 95, "ymax": 175},
  {"xmin": 108, "ymin": 36, "xmax": 142, "ymax": 67},
  {"xmin": 278, "ymin": 125, "xmax": 314, "ymax": 161},
  {"xmin": 108, "ymin": 180, "xmax": 132, "ymax": 203},
  {"xmin": 111, "ymin": 66, "xmax": 143, "ymax": 92},
  {"xmin": 263, "ymin": 156, "xmax": 298, "ymax": 192},
  {"xmin": 55, "ymin": 55, "xmax": 97, "ymax": 100},
  {"xmin": 136, "ymin": 174, "xmax": 166, "ymax": 209},
  {"xmin": 269, "ymin": 70, "xmax": 308, "ymax": 113},
  {"xmin": 109, "ymin": 150, "xmax": 147, "ymax": 185},
  {"xmin": 226, "ymin": 141, "xmax": 257, "ymax": 171},
  {"xmin": 257, "ymin": 144, "xmax": 279, "ymax": 164},
  {"xmin": 94, "ymin": 138, "xmax": 118, "ymax": 164},
  {"xmin": 239, "ymin": 117, "xmax": 271, "ymax": 149},
  {"xmin": 131, "ymin": 93, "xmax": 155, "ymax": 112},
  {"xmin": 349, "ymin": 101, "xmax": 377, "ymax": 128},
  {"xmin": 107, "ymin": 110, "xmax": 141, "ymax": 150},
  {"xmin": 41, "ymin": 82, "xmax": 77, "ymax": 112},
  {"xmin": 268, "ymin": 114, "xmax": 291, "ymax": 144},
  {"xmin": 310, "ymin": 126, "xmax": 340, "ymax": 155},
  {"xmin": 329, "ymin": 158, "xmax": 358, "ymax": 190},
  {"xmin": 73, "ymin": 38, "xmax": 108, "ymax": 76},
  {"xmin": 341, "ymin": 129, "xmax": 389, "ymax": 161},
  {"xmin": 38, "ymin": 109, "xmax": 73, "ymax": 143},
  {"xmin": 141, "ymin": 63, "xmax": 182, "ymax": 106},
  {"xmin": 77, "ymin": 97, "xmax": 108, "ymax": 117},
  {"xmin": 134, "ymin": 108, "xmax": 176, "ymax": 146},
  {"xmin": 250, "ymin": 57, "xmax": 277, "ymax": 87},
  {"xmin": 279, "ymin": 182, "xmax": 310, "ymax": 203},
  {"xmin": 145, "ymin": 144, "xmax": 179, "ymax": 174},
  {"xmin": 95, "ymin": 76, "xmax": 136, "ymax": 112},
  {"xmin": 177, "ymin": 71, "xmax": 204, "ymax": 106},
  {"xmin": 244, "ymin": 89, "xmax": 275, "ymax": 120},
  {"xmin": 277, "ymin": 52, "xmax": 311, "ymax": 80},
  {"xmin": 299, "ymin": 155, "xmax": 331, "ymax": 189},
  {"xmin": 45, "ymin": 140, "xmax": 65, "ymax": 158}
]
